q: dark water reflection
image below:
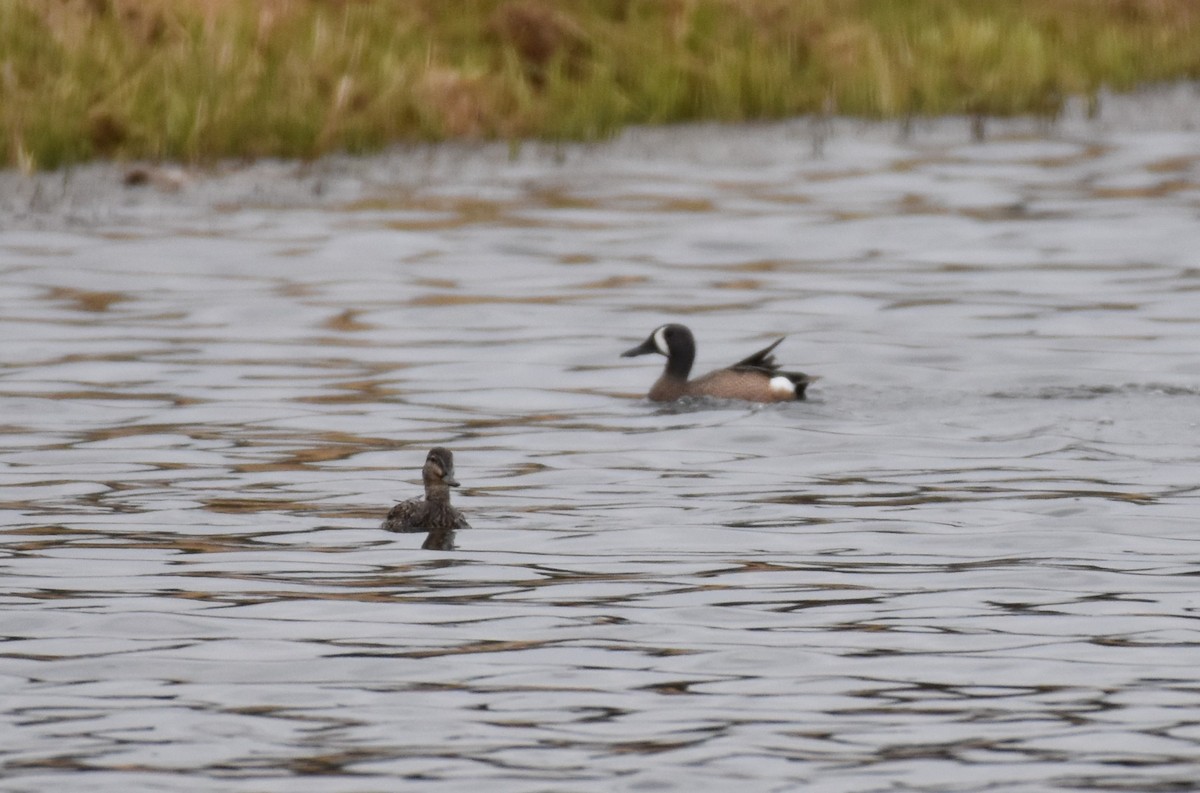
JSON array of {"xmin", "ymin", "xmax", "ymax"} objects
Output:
[{"xmin": 3, "ymin": 89, "xmax": 1200, "ymax": 791}]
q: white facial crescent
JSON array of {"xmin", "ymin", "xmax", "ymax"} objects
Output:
[{"xmin": 652, "ymin": 326, "xmax": 670, "ymax": 356}]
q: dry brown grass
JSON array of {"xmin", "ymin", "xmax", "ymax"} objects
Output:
[{"xmin": 3, "ymin": 0, "xmax": 1200, "ymax": 169}]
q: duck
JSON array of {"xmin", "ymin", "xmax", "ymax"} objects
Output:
[
  {"xmin": 381, "ymin": 447, "xmax": 469, "ymax": 550},
  {"xmin": 621, "ymin": 323, "xmax": 814, "ymax": 403}
]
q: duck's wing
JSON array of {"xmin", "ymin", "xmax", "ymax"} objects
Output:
[
  {"xmin": 729, "ymin": 337, "xmax": 784, "ymax": 373},
  {"xmin": 382, "ymin": 498, "xmax": 426, "ymax": 532}
]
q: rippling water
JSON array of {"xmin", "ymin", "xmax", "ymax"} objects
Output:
[{"xmin": 4, "ymin": 89, "xmax": 1200, "ymax": 791}]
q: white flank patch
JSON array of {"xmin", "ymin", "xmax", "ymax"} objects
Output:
[
  {"xmin": 652, "ymin": 326, "xmax": 670, "ymax": 355},
  {"xmin": 769, "ymin": 376, "xmax": 796, "ymax": 398}
]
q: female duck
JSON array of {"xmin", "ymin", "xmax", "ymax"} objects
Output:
[
  {"xmin": 622, "ymin": 323, "xmax": 814, "ymax": 403},
  {"xmin": 382, "ymin": 447, "xmax": 469, "ymax": 550}
]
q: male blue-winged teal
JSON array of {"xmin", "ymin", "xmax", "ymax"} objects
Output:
[
  {"xmin": 381, "ymin": 447, "xmax": 469, "ymax": 550},
  {"xmin": 622, "ymin": 323, "xmax": 814, "ymax": 403}
]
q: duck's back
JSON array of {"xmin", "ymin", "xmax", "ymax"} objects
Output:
[
  {"xmin": 382, "ymin": 497, "xmax": 428, "ymax": 532},
  {"xmin": 687, "ymin": 367, "xmax": 808, "ymax": 402},
  {"xmin": 382, "ymin": 497, "xmax": 468, "ymax": 532}
]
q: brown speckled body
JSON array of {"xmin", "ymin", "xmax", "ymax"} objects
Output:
[
  {"xmin": 624, "ymin": 324, "xmax": 814, "ymax": 403},
  {"xmin": 382, "ymin": 447, "xmax": 469, "ymax": 550},
  {"xmin": 647, "ymin": 367, "xmax": 795, "ymax": 402}
]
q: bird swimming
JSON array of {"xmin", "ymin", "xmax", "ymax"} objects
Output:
[
  {"xmin": 621, "ymin": 323, "xmax": 814, "ymax": 403},
  {"xmin": 381, "ymin": 447, "xmax": 469, "ymax": 550}
]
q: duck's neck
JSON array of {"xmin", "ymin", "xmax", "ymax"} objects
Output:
[
  {"xmin": 424, "ymin": 481, "xmax": 453, "ymax": 503},
  {"xmin": 664, "ymin": 346, "xmax": 693, "ymax": 382}
]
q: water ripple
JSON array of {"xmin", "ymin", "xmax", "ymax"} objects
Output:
[{"xmin": 4, "ymin": 92, "xmax": 1200, "ymax": 791}]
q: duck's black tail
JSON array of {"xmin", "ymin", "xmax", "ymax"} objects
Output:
[{"xmin": 784, "ymin": 371, "xmax": 818, "ymax": 400}]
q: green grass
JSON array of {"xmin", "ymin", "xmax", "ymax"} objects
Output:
[{"xmin": 4, "ymin": 0, "xmax": 1200, "ymax": 170}]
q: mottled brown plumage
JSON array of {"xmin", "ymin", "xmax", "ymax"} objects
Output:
[
  {"xmin": 622, "ymin": 324, "xmax": 814, "ymax": 403},
  {"xmin": 382, "ymin": 447, "xmax": 469, "ymax": 550}
]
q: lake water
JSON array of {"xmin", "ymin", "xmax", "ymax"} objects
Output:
[{"xmin": 3, "ymin": 87, "xmax": 1200, "ymax": 791}]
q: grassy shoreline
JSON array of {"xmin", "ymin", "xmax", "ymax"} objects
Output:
[{"xmin": 5, "ymin": 0, "xmax": 1200, "ymax": 171}]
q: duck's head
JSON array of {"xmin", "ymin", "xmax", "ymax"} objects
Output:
[
  {"xmin": 423, "ymin": 447, "xmax": 460, "ymax": 488},
  {"xmin": 622, "ymin": 324, "xmax": 696, "ymax": 379},
  {"xmin": 621, "ymin": 324, "xmax": 695, "ymax": 360}
]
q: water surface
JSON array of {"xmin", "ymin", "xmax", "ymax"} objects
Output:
[{"xmin": 3, "ymin": 89, "xmax": 1200, "ymax": 791}]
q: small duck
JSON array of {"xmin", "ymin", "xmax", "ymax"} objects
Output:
[
  {"xmin": 382, "ymin": 447, "xmax": 469, "ymax": 550},
  {"xmin": 621, "ymin": 323, "xmax": 814, "ymax": 403}
]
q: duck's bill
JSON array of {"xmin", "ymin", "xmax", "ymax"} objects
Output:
[{"xmin": 621, "ymin": 338, "xmax": 656, "ymax": 357}]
